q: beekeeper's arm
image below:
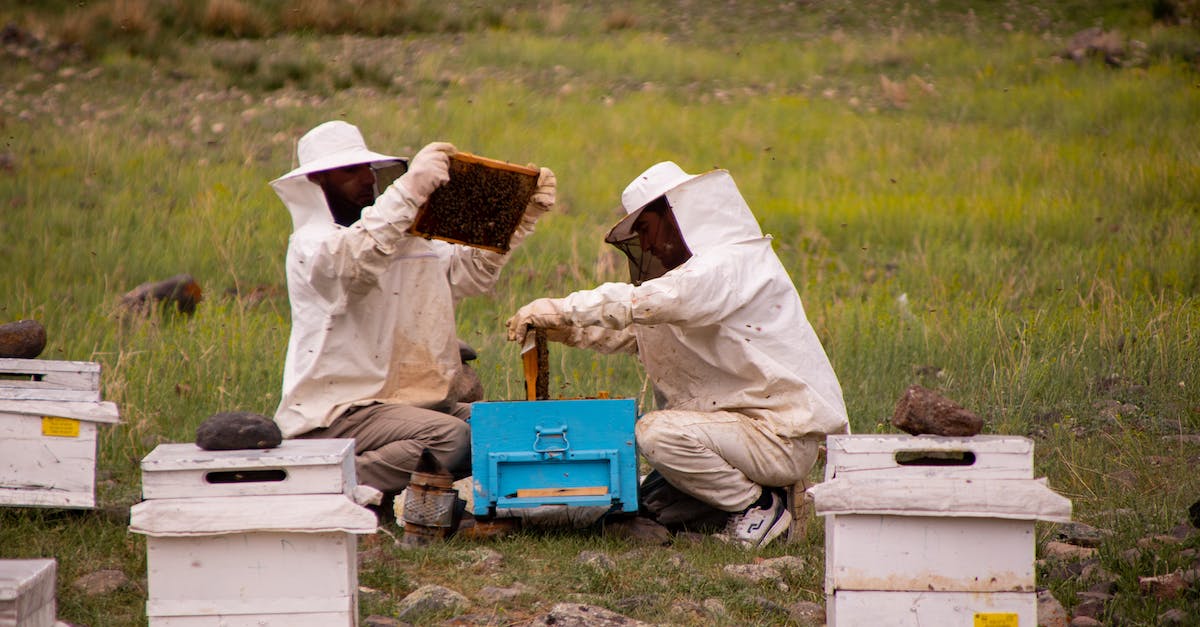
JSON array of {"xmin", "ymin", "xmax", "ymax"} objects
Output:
[
  {"xmin": 443, "ymin": 167, "xmax": 557, "ymax": 301},
  {"xmin": 507, "ymin": 253, "xmax": 750, "ymax": 344},
  {"xmin": 293, "ymin": 142, "xmax": 454, "ymax": 306}
]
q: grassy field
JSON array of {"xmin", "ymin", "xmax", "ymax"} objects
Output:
[{"xmin": 1, "ymin": 1, "xmax": 1199, "ymax": 625}]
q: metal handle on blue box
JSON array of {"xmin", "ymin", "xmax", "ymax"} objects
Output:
[{"xmin": 533, "ymin": 425, "xmax": 569, "ymax": 454}]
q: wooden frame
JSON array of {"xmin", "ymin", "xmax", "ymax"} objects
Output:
[{"xmin": 408, "ymin": 151, "xmax": 539, "ymax": 253}]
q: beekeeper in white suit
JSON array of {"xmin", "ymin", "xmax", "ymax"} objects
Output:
[
  {"xmin": 506, "ymin": 161, "xmax": 847, "ymax": 548},
  {"xmin": 271, "ymin": 120, "xmax": 555, "ymax": 515}
]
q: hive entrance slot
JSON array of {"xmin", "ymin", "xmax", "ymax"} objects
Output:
[
  {"xmin": 894, "ymin": 450, "xmax": 976, "ymax": 466},
  {"xmin": 204, "ymin": 469, "xmax": 288, "ymax": 484},
  {"xmin": 0, "ymin": 372, "xmax": 42, "ymax": 381}
]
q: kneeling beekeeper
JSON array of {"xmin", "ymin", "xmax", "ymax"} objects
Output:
[
  {"xmin": 506, "ymin": 161, "xmax": 849, "ymax": 548},
  {"xmin": 270, "ymin": 120, "xmax": 556, "ymax": 515}
]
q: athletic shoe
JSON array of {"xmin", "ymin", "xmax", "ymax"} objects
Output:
[{"xmin": 715, "ymin": 488, "xmax": 790, "ymax": 549}]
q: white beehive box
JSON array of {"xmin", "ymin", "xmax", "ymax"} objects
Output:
[
  {"xmin": 809, "ymin": 434, "xmax": 1072, "ymax": 627},
  {"xmin": 0, "ymin": 358, "xmax": 120, "ymax": 509},
  {"xmin": 140, "ymin": 439, "xmax": 358, "ymax": 500},
  {"xmin": 0, "ymin": 559, "xmax": 56, "ymax": 627},
  {"xmin": 129, "ymin": 439, "xmax": 376, "ymax": 627}
]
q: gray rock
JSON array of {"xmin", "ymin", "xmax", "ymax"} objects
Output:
[
  {"xmin": 1054, "ymin": 521, "xmax": 1112, "ymax": 548},
  {"xmin": 527, "ymin": 603, "xmax": 650, "ymax": 626},
  {"xmin": 1037, "ymin": 589, "xmax": 1068, "ymax": 627},
  {"xmin": 788, "ymin": 600, "xmax": 826, "ymax": 626},
  {"xmin": 891, "ymin": 384, "xmax": 983, "ymax": 436},
  {"xmin": 575, "ymin": 550, "xmax": 617, "ymax": 572},
  {"xmin": 364, "ymin": 616, "xmax": 409, "ymax": 627},
  {"xmin": 395, "ymin": 584, "xmax": 469, "ymax": 622},
  {"xmin": 1158, "ymin": 608, "xmax": 1192, "ymax": 625},
  {"xmin": 195, "ymin": 411, "xmax": 282, "ymax": 450},
  {"xmin": 723, "ymin": 562, "xmax": 783, "ymax": 583},
  {"xmin": 476, "ymin": 583, "xmax": 528, "ymax": 605},
  {"xmin": 761, "ymin": 555, "xmax": 806, "ymax": 573},
  {"xmin": 459, "ymin": 547, "xmax": 504, "ymax": 572},
  {"xmin": 71, "ymin": 569, "xmax": 129, "ymax": 596},
  {"xmin": 0, "ymin": 319, "xmax": 46, "ymax": 358},
  {"xmin": 119, "ymin": 273, "xmax": 203, "ymax": 316},
  {"xmin": 1069, "ymin": 617, "xmax": 1103, "ymax": 627},
  {"xmin": 1043, "ymin": 541, "xmax": 1098, "ymax": 561},
  {"xmin": 604, "ymin": 516, "xmax": 671, "ymax": 545}
]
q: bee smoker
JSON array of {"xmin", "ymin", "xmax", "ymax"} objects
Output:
[{"xmin": 401, "ymin": 449, "xmax": 459, "ymax": 546}]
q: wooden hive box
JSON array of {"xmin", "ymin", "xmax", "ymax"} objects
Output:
[
  {"xmin": 130, "ymin": 439, "xmax": 376, "ymax": 627},
  {"xmin": 0, "ymin": 559, "xmax": 57, "ymax": 627},
  {"xmin": 469, "ymin": 398, "xmax": 639, "ymax": 517},
  {"xmin": 139, "ymin": 439, "xmax": 357, "ymax": 500},
  {"xmin": 408, "ymin": 152, "xmax": 539, "ymax": 253},
  {"xmin": 809, "ymin": 435, "xmax": 1072, "ymax": 627},
  {"xmin": 0, "ymin": 358, "xmax": 120, "ymax": 509}
]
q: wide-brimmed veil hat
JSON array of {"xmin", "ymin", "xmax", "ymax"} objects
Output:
[
  {"xmin": 606, "ymin": 161, "xmax": 700, "ymax": 243},
  {"xmin": 275, "ymin": 120, "xmax": 401, "ymax": 181}
]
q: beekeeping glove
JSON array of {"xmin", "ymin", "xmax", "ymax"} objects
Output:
[
  {"xmin": 506, "ymin": 298, "xmax": 569, "ymax": 345},
  {"xmin": 506, "ymin": 166, "xmax": 556, "ymax": 251},
  {"xmin": 526, "ymin": 167, "xmax": 556, "ymax": 222},
  {"xmin": 398, "ymin": 141, "xmax": 455, "ymax": 207}
]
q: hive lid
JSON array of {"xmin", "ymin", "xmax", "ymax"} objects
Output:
[
  {"xmin": 129, "ymin": 493, "xmax": 377, "ymax": 536},
  {"xmin": 808, "ymin": 476, "xmax": 1072, "ymax": 523},
  {"xmin": 141, "ymin": 438, "xmax": 354, "ymax": 472},
  {"xmin": 0, "ymin": 559, "xmax": 55, "ymax": 600},
  {"xmin": 0, "ymin": 398, "xmax": 120, "ymax": 423},
  {"xmin": 408, "ymin": 151, "xmax": 539, "ymax": 253}
]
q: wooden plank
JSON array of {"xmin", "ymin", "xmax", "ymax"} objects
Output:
[
  {"xmin": 0, "ymin": 388, "xmax": 101, "ymax": 403},
  {"xmin": 0, "ymin": 401, "xmax": 120, "ymax": 423},
  {"xmin": 515, "ymin": 486, "xmax": 608, "ymax": 498}
]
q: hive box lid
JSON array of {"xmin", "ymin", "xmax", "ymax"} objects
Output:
[
  {"xmin": 140, "ymin": 439, "xmax": 357, "ymax": 500},
  {"xmin": 825, "ymin": 434, "xmax": 1034, "ymax": 481},
  {"xmin": 808, "ymin": 477, "xmax": 1072, "ymax": 522},
  {"xmin": 0, "ymin": 358, "xmax": 102, "ymax": 403},
  {"xmin": 0, "ymin": 558, "xmax": 55, "ymax": 600},
  {"xmin": 130, "ymin": 494, "xmax": 376, "ymax": 536}
]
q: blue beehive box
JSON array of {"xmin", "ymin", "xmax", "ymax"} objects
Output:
[{"xmin": 470, "ymin": 398, "xmax": 639, "ymax": 517}]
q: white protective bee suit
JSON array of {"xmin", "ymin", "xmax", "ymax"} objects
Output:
[
  {"xmin": 507, "ymin": 162, "xmax": 848, "ymax": 512},
  {"xmin": 272, "ymin": 121, "xmax": 553, "ymax": 494}
]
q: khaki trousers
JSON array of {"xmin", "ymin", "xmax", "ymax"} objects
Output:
[
  {"xmin": 635, "ymin": 409, "xmax": 821, "ymax": 512},
  {"xmin": 297, "ymin": 402, "xmax": 471, "ymax": 495}
]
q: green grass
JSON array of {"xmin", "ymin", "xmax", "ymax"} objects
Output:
[{"xmin": 1, "ymin": 1, "xmax": 1199, "ymax": 625}]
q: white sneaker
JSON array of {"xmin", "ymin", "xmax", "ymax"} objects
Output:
[{"xmin": 716, "ymin": 489, "xmax": 790, "ymax": 549}]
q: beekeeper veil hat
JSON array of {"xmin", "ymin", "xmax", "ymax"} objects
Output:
[
  {"xmin": 604, "ymin": 162, "xmax": 698, "ymax": 283},
  {"xmin": 271, "ymin": 121, "xmax": 407, "ymax": 231}
]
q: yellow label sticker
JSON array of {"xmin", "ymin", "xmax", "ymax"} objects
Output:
[
  {"xmin": 974, "ymin": 613, "xmax": 1019, "ymax": 627},
  {"xmin": 42, "ymin": 417, "xmax": 80, "ymax": 438}
]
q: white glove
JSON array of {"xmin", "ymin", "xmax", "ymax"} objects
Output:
[
  {"xmin": 525, "ymin": 167, "xmax": 556, "ymax": 223},
  {"xmin": 399, "ymin": 141, "xmax": 455, "ymax": 206},
  {"xmin": 506, "ymin": 298, "xmax": 568, "ymax": 344},
  {"xmin": 506, "ymin": 167, "xmax": 556, "ymax": 251}
]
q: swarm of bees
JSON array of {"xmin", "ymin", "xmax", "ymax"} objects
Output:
[{"xmin": 409, "ymin": 152, "xmax": 539, "ymax": 253}]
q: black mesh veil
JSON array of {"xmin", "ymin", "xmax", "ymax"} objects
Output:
[{"xmin": 604, "ymin": 197, "xmax": 689, "ymax": 285}]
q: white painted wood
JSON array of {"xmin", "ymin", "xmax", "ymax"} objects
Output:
[
  {"xmin": 825, "ymin": 515, "xmax": 1035, "ymax": 593},
  {"xmin": 144, "ymin": 532, "xmax": 357, "ymax": 626},
  {"xmin": 830, "ymin": 590, "xmax": 1034, "ymax": 627},
  {"xmin": 0, "ymin": 559, "xmax": 57, "ymax": 627},
  {"xmin": 0, "ymin": 388, "xmax": 100, "ymax": 403},
  {"xmin": 0, "ymin": 415, "xmax": 98, "ymax": 509},
  {"xmin": 140, "ymin": 440, "xmax": 356, "ymax": 499},
  {"xmin": 0, "ymin": 401, "xmax": 119, "ymax": 424},
  {"xmin": 825, "ymin": 434, "xmax": 1034, "ymax": 481},
  {"xmin": 0, "ymin": 358, "xmax": 100, "ymax": 386},
  {"xmin": 148, "ymin": 611, "xmax": 349, "ymax": 627}
]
